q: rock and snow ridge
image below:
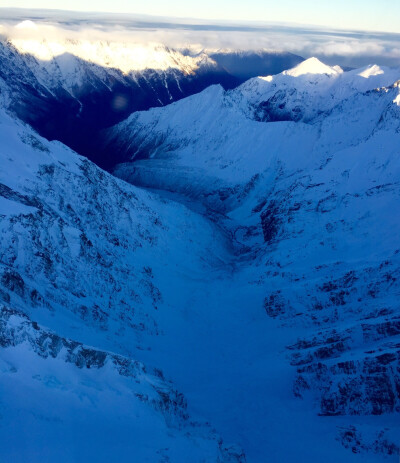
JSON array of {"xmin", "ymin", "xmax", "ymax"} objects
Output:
[{"xmin": 231, "ymin": 57, "xmax": 400, "ymax": 123}]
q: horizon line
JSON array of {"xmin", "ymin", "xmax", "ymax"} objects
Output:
[{"xmin": 1, "ymin": 6, "xmax": 400, "ymax": 37}]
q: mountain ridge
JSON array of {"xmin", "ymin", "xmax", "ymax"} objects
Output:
[{"xmin": 0, "ymin": 30, "xmax": 303, "ymax": 168}]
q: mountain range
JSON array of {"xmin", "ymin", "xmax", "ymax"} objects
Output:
[{"xmin": 0, "ymin": 27, "xmax": 399, "ymax": 463}]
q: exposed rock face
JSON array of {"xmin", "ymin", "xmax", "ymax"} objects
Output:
[
  {"xmin": 338, "ymin": 425, "xmax": 399, "ymax": 457},
  {"xmin": 294, "ymin": 351, "xmax": 400, "ymax": 415}
]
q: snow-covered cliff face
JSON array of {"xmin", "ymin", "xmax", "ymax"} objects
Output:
[{"xmin": 105, "ymin": 58, "xmax": 400, "ymax": 460}]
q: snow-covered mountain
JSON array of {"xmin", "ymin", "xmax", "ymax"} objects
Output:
[
  {"xmin": 0, "ymin": 100, "xmax": 246, "ymax": 462},
  {"xmin": 103, "ymin": 58, "xmax": 400, "ymax": 461},
  {"xmin": 233, "ymin": 57, "xmax": 400, "ymax": 122},
  {"xmin": 104, "ymin": 58, "xmax": 400, "ymax": 175},
  {"xmin": 0, "ymin": 35, "xmax": 234, "ymax": 167}
]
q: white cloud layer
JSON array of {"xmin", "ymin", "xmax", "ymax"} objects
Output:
[{"xmin": 1, "ymin": 8, "xmax": 399, "ymax": 68}]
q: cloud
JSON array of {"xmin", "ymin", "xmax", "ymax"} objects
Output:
[{"xmin": 1, "ymin": 8, "xmax": 400, "ymax": 68}]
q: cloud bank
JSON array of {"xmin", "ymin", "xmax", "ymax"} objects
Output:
[{"xmin": 1, "ymin": 8, "xmax": 399, "ymax": 68}]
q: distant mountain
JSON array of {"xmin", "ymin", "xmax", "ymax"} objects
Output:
[{"xmin": 0, "ymin": 29, "xmax": 304, "ymax": 168}]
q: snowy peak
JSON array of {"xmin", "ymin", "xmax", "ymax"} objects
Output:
[
  {"xmin": 284, "ymin": 57, "xmax": 341, "ymax": 77},
  {"xmin": 230, "ymin": 57, "xmax": 400, "ymax": 123},
  {"xmin": 10, "ymin": 37, "xmax": 210, "ymax": 75},
  {"xmin": 14, "ymin": 20, "xmax": 38, "ymax": 30},
  {"xmin": 358, "ymin": 63, "xmax": 384, "ymax": 78}
]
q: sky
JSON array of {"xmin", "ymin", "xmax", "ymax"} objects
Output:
[{"xmin": 2, "ymin": 0, "xmax": 400, "ymax": 33}]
